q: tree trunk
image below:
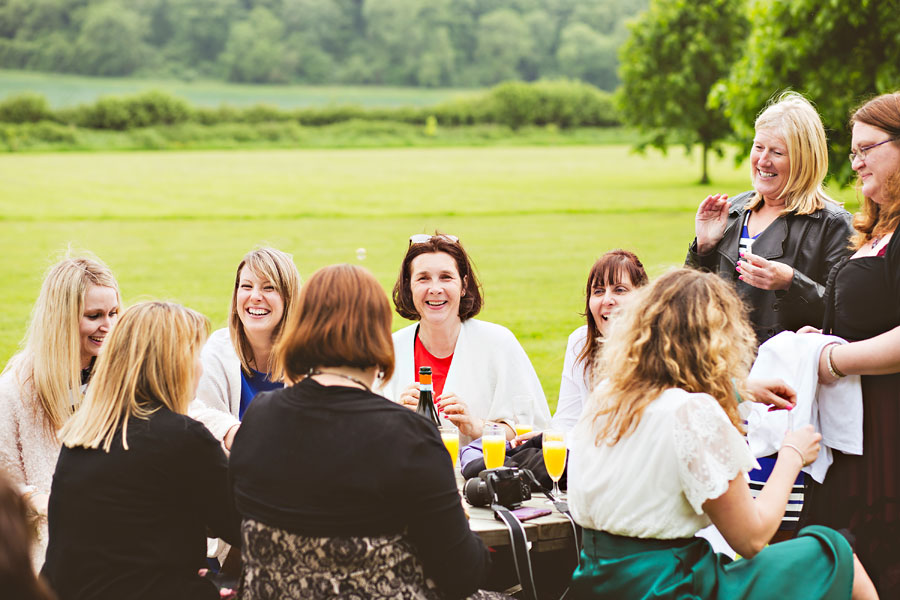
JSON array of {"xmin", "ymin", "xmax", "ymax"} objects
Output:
[{"xmin": 699, "ymin": 143, "xmax": 710, "ymax": 185}]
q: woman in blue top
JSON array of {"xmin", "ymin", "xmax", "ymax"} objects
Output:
[{"xmin": 189, "ymin": 247, "xmax": 301, "ymax": 450}]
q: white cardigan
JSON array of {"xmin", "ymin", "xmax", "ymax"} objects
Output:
[
  {"xmin": 188, "ymin": 328, "xmax": 243, "ymax": 442},
  {"xmin": 380, "ymin": 319, "xmax": 551, "ymax": 445},
  {"xmin": 551, "ymin": 325, "xmax": 591, "ymax": 432}
]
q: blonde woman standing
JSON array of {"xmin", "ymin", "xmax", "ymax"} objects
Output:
[
  {"xmin": 42, "ymin": 302, "xmax": 240, "ymax": 600},
  {"xmin": 0, "ymin": 256, "xmax": 120, "ymax": 570},
  {"xmin": 687, "ymin": 92, "xmax": 853, "ymax": 344},
  {"xmin": 189, "ymin": 247, "xmax": 300, "ymax": 450},
  {"xmin": 568, "ymin": 269, "xmax": 876, "ymax": 600}
]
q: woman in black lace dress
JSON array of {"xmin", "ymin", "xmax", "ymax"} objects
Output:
[
  {"xmin": 803, "ymin": 92, "xmax": 900, "ymax": 596},
  {"xmin": 229, "ymin": 264, "xmax": 494, "ymax": 600}
]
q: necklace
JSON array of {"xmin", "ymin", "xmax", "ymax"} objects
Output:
[{"xmin": 309, "ymin": 369, "xmax": 371, "ymax": 392}]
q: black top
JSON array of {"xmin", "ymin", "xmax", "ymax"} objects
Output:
[
  {"xmin": 828, "ymin": 231, "xmax": 900, "ymax": 341},
  {"xmin": 41, "ymin": 407, "xmax": 240, "ymax": 600},
  {"xmin": 230, "ymin": 378, "xmax": 490, "ymax": 599}
]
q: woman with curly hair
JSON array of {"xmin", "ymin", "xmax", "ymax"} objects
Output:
[{"xmin": 567, "ymin": 269, "xmax": 875, "ymax": 599}]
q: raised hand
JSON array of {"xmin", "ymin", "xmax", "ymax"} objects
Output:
[{"xmin": 695, "ymin": 194, "xmax": 730, "ymax": 254}]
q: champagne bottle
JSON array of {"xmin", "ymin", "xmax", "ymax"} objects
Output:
[{"xmin": 416, "ymin": 366, "xmax": 441, "ymax": 426}]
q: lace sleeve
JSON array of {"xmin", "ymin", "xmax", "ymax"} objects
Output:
[{"xmin": 673, "ymin": 394, "xmax": 757, "ymax": 515}]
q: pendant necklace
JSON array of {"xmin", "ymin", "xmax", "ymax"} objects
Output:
[{"xmin": 310, "ymin": 369, "xmax": 371, "ymax": 392}]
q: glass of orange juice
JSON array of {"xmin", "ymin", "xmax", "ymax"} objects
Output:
[
  {"xmin": 542, "ymin": 429, "xmax": 567, "ymax": 500},
  {"xmin": 482, "ymin": 423, "xmax": 507, "ymax": 470},
  {"xmin": 439, "ymin": 424, "xmax": 459, "ymax": 468}
]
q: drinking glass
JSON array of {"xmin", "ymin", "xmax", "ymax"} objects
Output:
[
  {"xmin": 482, "ymin": 423, "xmax": 507, "ymax": 470},
  {"xmin": 513, "ymin": 399, "xmax": 534, "ymax": 437},
  {"xmin": 439, "ymin": 424, "xmax": 459, "ymax": 469},
  {"xmin": 542, "ymin": 429, "xmax": 567, "ymax": 500}
]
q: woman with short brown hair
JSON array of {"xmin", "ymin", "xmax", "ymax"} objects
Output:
[
  {"xmin": 382, "ymin": 233, "xmax": 550, "ymax": 446},
  {"xmin": 230, "ymin": 264, "xmax": 490, "ymax": 600}
]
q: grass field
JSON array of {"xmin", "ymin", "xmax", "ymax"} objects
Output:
[
  {"xmin": 0, "ymin": 145, "xmax": 860, "ymax": 411},
  {"xmin": 0, "ymin": 69, "xmax": 479, "ymax": 108}
]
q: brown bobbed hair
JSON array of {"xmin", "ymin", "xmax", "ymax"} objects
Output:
[
  {"xmin": 392, "ymin": 234, "xmax": 483, "ymax": 321},
  {"xmin": 849, "ymin": 91, "xmax": 900, "ymax": 250},
  {"xmin": 0, "ymin": 471, "xmax": 55, "ymax": 600},
  {"xmin": 275, "ymin": 264, "xmax": 395, "ymax": 383},
  {"xmin": 577, "ymin": 250, "xmax": 649, "ymax": 382},
  {"xmin": 590, "ymin": 268, "xmax": 755, "ymax": 445}
]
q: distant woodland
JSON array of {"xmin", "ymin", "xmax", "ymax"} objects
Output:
[{"xmin": 0, "ymin": 0, "xmax": 647, "ymax": 89}]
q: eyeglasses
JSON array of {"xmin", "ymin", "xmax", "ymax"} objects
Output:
[
  {"xmin": 409, "ymin": 234, "xmax": 459, "ymax": 245},
  {"xmin": 849, "ymin": 137, "xmax": 898, "ymax": 163}
]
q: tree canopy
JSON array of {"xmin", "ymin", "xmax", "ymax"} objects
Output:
[
  {"xmin": 617, "ymin": 0, "xmax": 748, "ymax": 184},
  {"xmin": 712, "ymin": 0, "xmax": 900, "ymax": 184},
  {"xmin": 0, "ymin": 0, "xmax": 647, "ymax": 89}
]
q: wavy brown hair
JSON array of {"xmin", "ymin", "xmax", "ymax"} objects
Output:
[
  {"xmin": 0, "ymin": 471, "xmax": 55, "ymax": 600},
  {"xmin": 848, "ymin": 92, "xmax": 900, "ymax": 250},
  {"xmin": 590, "ymin": 268, "xmax": 755, "ymax": 445},
  {"xmin": 576, "ymin": 250, "xmax": 648, "ymax": 384}
]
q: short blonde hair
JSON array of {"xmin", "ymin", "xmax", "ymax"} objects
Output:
[
  {"xmin": 749, "ymin": 91, "xmax": 834, "ymax": 215},
  {"xmin": 591, "ymin": 268, "xmax": 755, "ymax": 444},
  {"xmin": 275, "ymin": 264, "xmax": 395, "ymax": 383},
  {"xmin": 60, "ymin": 302, "xmax": 208, "ymax": 452},
  {"xmin": 229, "ymin": 247, "xmax": 301, "ymax": 374},
  {"xmin": 3, "ymin": 256, "xmax": 120, "ymax": 431}
]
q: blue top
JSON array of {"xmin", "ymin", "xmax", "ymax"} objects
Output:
[
  {"xmin": 239, "ymin": 368, "xmax": 283, "ymax": 418},
  {"xmin": 739, "ymin": 211, "xmax": 760, "ymax": 255}
]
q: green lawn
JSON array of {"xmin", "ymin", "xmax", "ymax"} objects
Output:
[
  {"xmin": 0, "ymin": 69, "xmax": 479, "ymax": 108},
  {"xmin": 0, "ymin": 145, "xmax": 859, "ymax": 411}
]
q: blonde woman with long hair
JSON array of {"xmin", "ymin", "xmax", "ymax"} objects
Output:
[
  {"xmin": 41, "ymin": 302, "xmax": 240, "ymax": 600},
  {"xmin": 567, "ymin": 269, "xmax": 876, "ymax": 599},
  {"xmin": 0, "ymin": 256, "xmax": 119, "ymax": 570},
  {"xmin": 189, "ymin": 247, "xmax": 300, "ymax": 450},
  {"xmin": 687, "ymin": 92, "xmax": 853, "ymax": 344}
]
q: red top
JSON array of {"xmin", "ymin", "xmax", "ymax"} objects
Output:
[{"xmin": 414, "ymin": 334, "xmax": 453, "ymax": 399}]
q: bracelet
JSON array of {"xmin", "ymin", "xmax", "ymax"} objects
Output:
[
  {"xmin": 781, "ymin": 443, "xmax": 806, "ymax": 467},
  {"xmin": 826, "ymin": 343, "xmax": 847, "ymax": 379}
]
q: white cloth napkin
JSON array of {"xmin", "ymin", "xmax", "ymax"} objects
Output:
[{"xmin": 746, "ymin": 331, "xmax": 862, "ymax": 483}]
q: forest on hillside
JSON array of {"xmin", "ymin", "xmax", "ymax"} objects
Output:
[{"xmin": 0, "ymin": 0, "xmax": 647, "ymax": 89}]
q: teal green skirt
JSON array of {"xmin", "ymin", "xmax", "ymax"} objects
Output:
[{"xmin": 570, "ymin": 526, "xmax": 852, "ymax": 599}]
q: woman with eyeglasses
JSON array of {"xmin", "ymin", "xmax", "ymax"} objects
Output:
[
  {"xmin": 686, "ymin": 92, "xmax": 853, "ymax": 344},
  {"xmin": 0, "ymin": 256, "xmax": 120, "ymax": 571},
  {"xmin": 380, "ymin": 234, "xmax": 550, "ymax": 446},
  {"xmin": 799, "ymin": 91, "xmax": 900, "ymax": 597}
]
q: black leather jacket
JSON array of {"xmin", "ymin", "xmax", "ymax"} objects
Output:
[{"xmin": 686, "ymin": 191, "xmax": 853, "ymax": 344}]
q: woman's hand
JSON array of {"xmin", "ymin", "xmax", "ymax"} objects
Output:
[
  {"xmin": 509, "ymin": 430, "xmax": 540, "ymax": 448},
  {"xmin": 780, "ymin": 425, "xmax": 821, "ymax": 468},
  {"xmin": 695, "ymin": 194, "xmax": 730, "ymax": 254},
  {"xmin": 398, "ymin": 383, "xmax": 420, "ymax": 410},
  {"xmin": 436, "ymin": 392, "xmax": 483, "ymax": 440},
  {"xmin": 736, "ymin": 251, "xmax": 794, "ymax": 290},
  {"xmin": 745, "ymin": 378, "xmax": 796, "ymax": 410}
]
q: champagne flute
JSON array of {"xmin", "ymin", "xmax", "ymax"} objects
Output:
[
  {"xmin": 513, "ymin": 400, "xmax": 534, "ymax": 437},
  {"xmin": 482, "ymin": 423, "xmax": 507, "ymax": 470},
  {"xmin": 439, "ymin": 424, "xmax": 459, "ymax": 469},
  {"xmin": 542, "ymin": 429, "xmax": 567, "ymax": 501}
]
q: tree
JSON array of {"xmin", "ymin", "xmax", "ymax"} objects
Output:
[
  {"xmin": 618, "ymin": 0, "xmax": 748, "ymax": 184},
  {"xmin": 556, "ymin": 23, "xmax": 617, "ymax": 90},
  {"xmin": 713, "ymin": 0, "xmax": 900, "ymax": 186},
  {"xmin": 472, "ymin": 9, "xmax": 534, "ymax": 85},
  {"xmin": 73, "ymin": 2, "xmax": 148, "ymax": 76},
  {"xmin": 220, "ymin": 7, "xmax": 287, "ymax": 83}
]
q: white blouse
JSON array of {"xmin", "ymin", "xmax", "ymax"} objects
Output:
[
  {"xmin": 569, "ymin": 387, "xmax": 757, "ymax": 539},
  {"xmin": 550, "ymin": 325, "xmax": 590, "ymax": 432}
]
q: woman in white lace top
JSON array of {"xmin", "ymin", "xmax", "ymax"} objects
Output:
[{"xmin": 567, "ymin": 268, "xmax": 876, "ymax": 600}]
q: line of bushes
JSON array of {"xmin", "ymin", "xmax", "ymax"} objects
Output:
[{"xmin": 0, "ymin": 80, "xmax": 620, "ymax": 131}]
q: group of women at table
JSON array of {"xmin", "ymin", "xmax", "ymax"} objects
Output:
[{"xmin": 1, "ymin": 90, "xmax": 899, "ymax": 600}]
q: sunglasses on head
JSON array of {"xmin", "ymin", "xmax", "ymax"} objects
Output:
[{"xmin": 408, "ymin": 234, "xmax": 459, "ymax": 245}]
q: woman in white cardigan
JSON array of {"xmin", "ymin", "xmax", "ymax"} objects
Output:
[
  {"xmin": 552, "ymin": 250, "xmax": 649, "ymax": 432},
  {"xmin": 381, "ymin": 234, "xmax": 550, "ymax": 445},
  {"xmin": 189, "ymin": 247, "xmax": 300, "ymax": 450},
  {"xmin": 0, "ymin": 256, "xmax": 120, "ymax": 570}
]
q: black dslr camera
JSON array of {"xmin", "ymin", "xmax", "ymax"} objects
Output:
[{"xmin": 464, "ymin": 467, "xmax": 534, "ymax": 509}]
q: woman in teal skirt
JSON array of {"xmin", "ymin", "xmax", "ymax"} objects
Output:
[{"xmin": 567, "ymin": 269, "xmax": 877, "ymax": 599}]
